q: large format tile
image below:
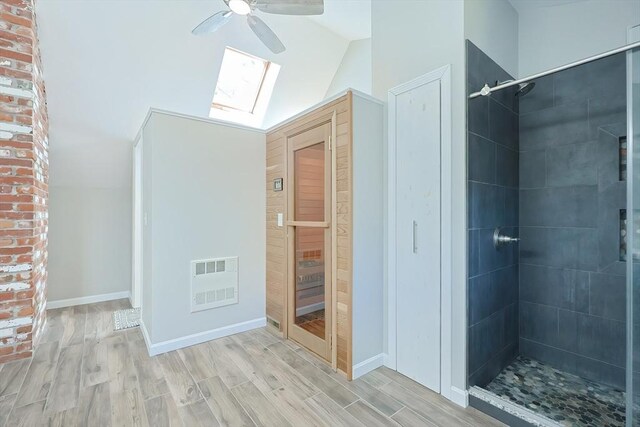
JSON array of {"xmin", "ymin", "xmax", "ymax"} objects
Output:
[
  {"xmin": 469, "ymin": 98, "xmax": 490, "ymax": 139},
  {"xmin": 589, "ymin": 273, "xmax": 626, "ymax": 322},
  {"xmin": 489, "ymin": 99, "xmax": 518, "ymax": 151},
  {"xmin": 468, "ymin": 311, "xmax": 505, "ymax": 375},
  {"xmin": 519, "ymin": 302, "xmax": 559, "ymax": 348},
  {"xmin": 466, "ymin": 40, "xmax": 517, "ymax": 112},
  {"xmin": 504, "ymin": 188, "xmax": 519, "ymax": 227},
  {"xmin": 1, "ymin": 299, "xmax": 504, "ymax": 427},
  {"xmin": 496, "ymin": 145, "xmax": 518, "ymax": 188},
  {"xmin": 14, "ymin": 340, "xmax": 60, "ymax": 408},
  {"xmin": 144, "ymin": 394, "xmax": 183, "ymax": 427},
  {"xmin": 519, "ymin": 226, "xmax": 598, "ymax": 271},
  {"xmin": 546, "ymin": 141, "xmax": 598, "ymax": 187},
  {"xmin": 588, "ymin": 96, "xmax": 626, "ymax": 139},
  {"xmin": 157, "ymin": 351, "xmax": 202, "ymax": 407},
  {"xmin": 468, "ymin": 342, "xmax": 518, "ymax": 388},
  {"xmin": 518, "ymin": 75, "xmax": 553, "ymax": 115},
  {"xmin": 0, "ymin": 358, "xmax": 30, "ymax": 399},
  {"xmin": 231, "ymin": 381, "xmax": 292, "ymax": 427},
  {"xmin": 519, "ymin": 264, "xmax": 589, "ymax": 313},
  {"xmin": 468, "ymin": 183, "xmax": 505, "ymax": 230},
  {"xmin": 468, "ymin": 274, "xmax": 492, "ymax": 326},
  {"xmin": 178, "ymin": 399, "xmax": 219, "ymax": 427},
  {"xmin": 345, "ymin": 400, "xmax": 399, "ymax": 427},
  {"xmin": 267, "ymin": 342, "xmax": 358, "ymax": 408},
  {"xmin": 557, "ymin": 310, "xmax": 626, "ymax": 368},
  {"xmin": 468, "ymin": 133, "xmax": 496, "ymax": 184},
  {"xmin": 553, "ymin": 52, "xmax": 626, "ymax": 108},
  {"xmin": 469, "ymin": 265, "xmax": 518, "ymax": 327},
  {"xmin": 520, "ymin": 101, "xmax": 588, "ymax": 151},
  {"xmin": 519, "ymin": 185, "xmax": 598, "ymax": 228},
  {"xmin": 44, "ymin": 343, "xmax": 84, "ymax": 414},
  {"xmin": 519, "ymin": 149, "xmax": 545, "ymax": 189}
]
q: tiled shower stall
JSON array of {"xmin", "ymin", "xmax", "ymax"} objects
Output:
[{"xmin": 467, "ymin": 40, "xmax": 630, "ymax": 426}]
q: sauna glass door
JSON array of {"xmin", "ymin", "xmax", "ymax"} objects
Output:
[{"xmin": 287, "ymin": 122, "xmax": 332, "ymax": 361}]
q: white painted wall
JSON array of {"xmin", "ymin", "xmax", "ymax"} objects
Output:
[
  {"xmin": 517, "ymin": 0, "xmax": 640, "ymax": 76},
  {"xmin": 48, "ymin": 187, "xmax": 131, "ymax": 302},
  {"xmin": 352, "ymin": 93, "xmax": 384, "ymax": 374},
  {"xmin": 371, "ymin": 0, "xmax": 467, "ymax": 403},
  {"xmin": 465, "ymin": 0, "xmax": 519, "ymax": 77},
  {"xmin": 37, "ymin": 2, "xmax": 349, "ymax": 306},
  {"xmin": 325, "ymin": 38, "xmax": 372, "ymax": 98},
  {"xmin": 141, "ymin": 125, "xmax": 153, "ymax": 337},
  {"xmin": 141, "ymin": 111, "xmax": 265, "ymax": 346}
]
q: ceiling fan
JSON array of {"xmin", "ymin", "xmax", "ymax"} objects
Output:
[{"xmin": 192, "ymin": 0, "xmax": 324, "ymax": 54}]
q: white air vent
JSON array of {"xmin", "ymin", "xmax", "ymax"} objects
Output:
[{"xmin": 191, "ymin": 256, "xmax": 238, "ymax": 313}]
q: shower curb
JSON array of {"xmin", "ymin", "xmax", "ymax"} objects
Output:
[{"xmin": 469, "ymin": 386, "xmax": 562, "ymax": 427}]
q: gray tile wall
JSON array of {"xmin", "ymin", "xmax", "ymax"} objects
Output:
[
  {"xmin": 467, "ymin": 41, "xmax": 520, "ymax": 387},
  {"xmin": 518, "ymin": 52, "xmax": 627, "ymax": 389}
]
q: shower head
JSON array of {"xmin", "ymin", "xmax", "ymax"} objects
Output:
[
  {"xmin": 494, "ymin": 80, "xmax": 536, "ymax": 97},
  {"xmin": 516, "ymin": 82, "xmax": 535, "ymax": 97}
]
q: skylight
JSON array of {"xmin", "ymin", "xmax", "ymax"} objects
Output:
[{"xmin": 210, "ymin": 48, "xmax": 280, "ymax": 127}]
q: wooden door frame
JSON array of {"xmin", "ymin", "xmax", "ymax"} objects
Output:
[
  {"xmin": 282, "ymin": 112, "xmax": 338, "ymax": 369},
  {"xmin": 386, "ymin": 65, "xmax": 453, "ymax": 400}
]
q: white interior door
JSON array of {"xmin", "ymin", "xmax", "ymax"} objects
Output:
[
  {"xmin": 132, "ymin": 139, "xmax": 143, "ymax": 308},
  {"xmin": 395, "ymin": 79, "xmax": 441, "ymax": 392}
]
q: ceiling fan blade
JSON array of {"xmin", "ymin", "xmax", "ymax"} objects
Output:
[
  {"xmin": 255, "ymin": 0, "xmax": 324, "ymax": 16},
  {"xmin": 246, "ymin": 15, "xmax": 286, "ymax": 54},
  {"xmin": 192, "ymin": 10, "xmax": 233, "ymax": 35}
]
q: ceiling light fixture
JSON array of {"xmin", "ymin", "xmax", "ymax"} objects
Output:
[
  {"xmin": 192, "ymin": 0, "xmax": 325, "ymax": 54},
  {"xmin": 229, "ymin": 0, "xmax": 251, "ymax": 15}
]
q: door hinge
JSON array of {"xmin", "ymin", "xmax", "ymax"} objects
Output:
[{"xmin": 329, "ymin": 135, "xmax": 332, "ymax": 151}]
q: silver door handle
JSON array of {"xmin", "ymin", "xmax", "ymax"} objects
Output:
[{"xmin": 413, "ymin": 221, "xmax": 418, "ymax": 254}]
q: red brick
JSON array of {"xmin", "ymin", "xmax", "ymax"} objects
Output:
[
  {"xmin": 0, "ymin": 350, "xmax": 31, "ymax": 364},
  {"xmin": 0, "ymin": 13, "xmax": 31, "ymax": 29},
  {"xmin": 16, "ymin": 324, "xmax": 31, "ymax": 333},
  {"xmin": 0, "ymin": 47, "xmax": 30, "ymax": 64},
  {"xmin": 16, "ymin": 305, "xmax": 32, "ymax": 316},
  {"xmin": 0, "ymin": 246, "xmax": 29, "ymax": 255},
  {"xmin": 15, "ymin": 289, "xmax": 33, "ymax": 299}
]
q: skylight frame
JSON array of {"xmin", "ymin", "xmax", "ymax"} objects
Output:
[{"xmin": 211, "ymin": 47, "xmax": 271, "ymax": 115}]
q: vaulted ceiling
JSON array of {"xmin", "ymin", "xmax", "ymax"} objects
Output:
[{"xmin": 36, "ymin": 0, "xmax": 371, "ymax": 188}]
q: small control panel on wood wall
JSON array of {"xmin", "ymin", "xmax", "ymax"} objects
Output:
[{"xmin": 273, "ymin": 177, "xmax": 283, "ymax": 191}]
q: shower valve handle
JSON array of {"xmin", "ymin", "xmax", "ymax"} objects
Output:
[{"xmin": 493, "ymin": 228, "xmax": 520, "ymax": 248}]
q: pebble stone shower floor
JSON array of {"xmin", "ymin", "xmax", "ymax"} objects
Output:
[{"xmin": 484, "ymin": 357, "xmax": 626, "ymax": 427}]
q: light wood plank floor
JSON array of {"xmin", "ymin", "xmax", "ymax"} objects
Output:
[{"xmin": 0, "ymin": 299, "xmax": 505, "ymax": 426}]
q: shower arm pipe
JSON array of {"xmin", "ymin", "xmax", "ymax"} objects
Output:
[{"xmin": 469, "ymin": 40, "xmax": 640, "ymax": 99}]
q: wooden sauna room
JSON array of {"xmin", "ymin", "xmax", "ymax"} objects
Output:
[{"xmin": 266, "ymin": 90, "xmax": 384, "ymax": 380}]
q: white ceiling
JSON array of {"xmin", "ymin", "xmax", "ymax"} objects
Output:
[
  {"xmin": 36, "ymin": 1, "xmax": 350, "ymax": 188},
  {"xmin": 308, "ymin": 0, "xmax": 371, "ymax": 41},
  {"xmin": 507, "ymin": 0, "xmax": 589, "ymax": 13}
]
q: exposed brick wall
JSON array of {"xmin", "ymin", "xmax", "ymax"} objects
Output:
[{"xmin": 0, "ymin": 0, "xmax": 49, "ymax": 364}]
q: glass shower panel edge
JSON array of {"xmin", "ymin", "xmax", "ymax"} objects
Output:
[{"xmin": 627, "ymin": 23, "xmax": 640, "ymax": 427}]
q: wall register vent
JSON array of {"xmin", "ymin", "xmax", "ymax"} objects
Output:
[{"xmin": 191, "ymin": 257, "xmax": 239, "ymax": 312}]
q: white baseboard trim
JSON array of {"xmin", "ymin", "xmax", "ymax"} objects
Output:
[
  {"xmin": 450, "ymin": 386, "xmax": 469, "ymax": 407},
  {"xmin": 47, "ymin": 291, "xmax": 131, "ymax": 309},
  {"xmin": 352, "ymin": 353, "xmax": 385, "ymax": 379},
  {"xmin": 142, "ymin": 317, "xmax": 267, "ymax": 357},
  {"xmin": 140, "ymin": 318, "xmax": 153, "ymax": 355}
]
